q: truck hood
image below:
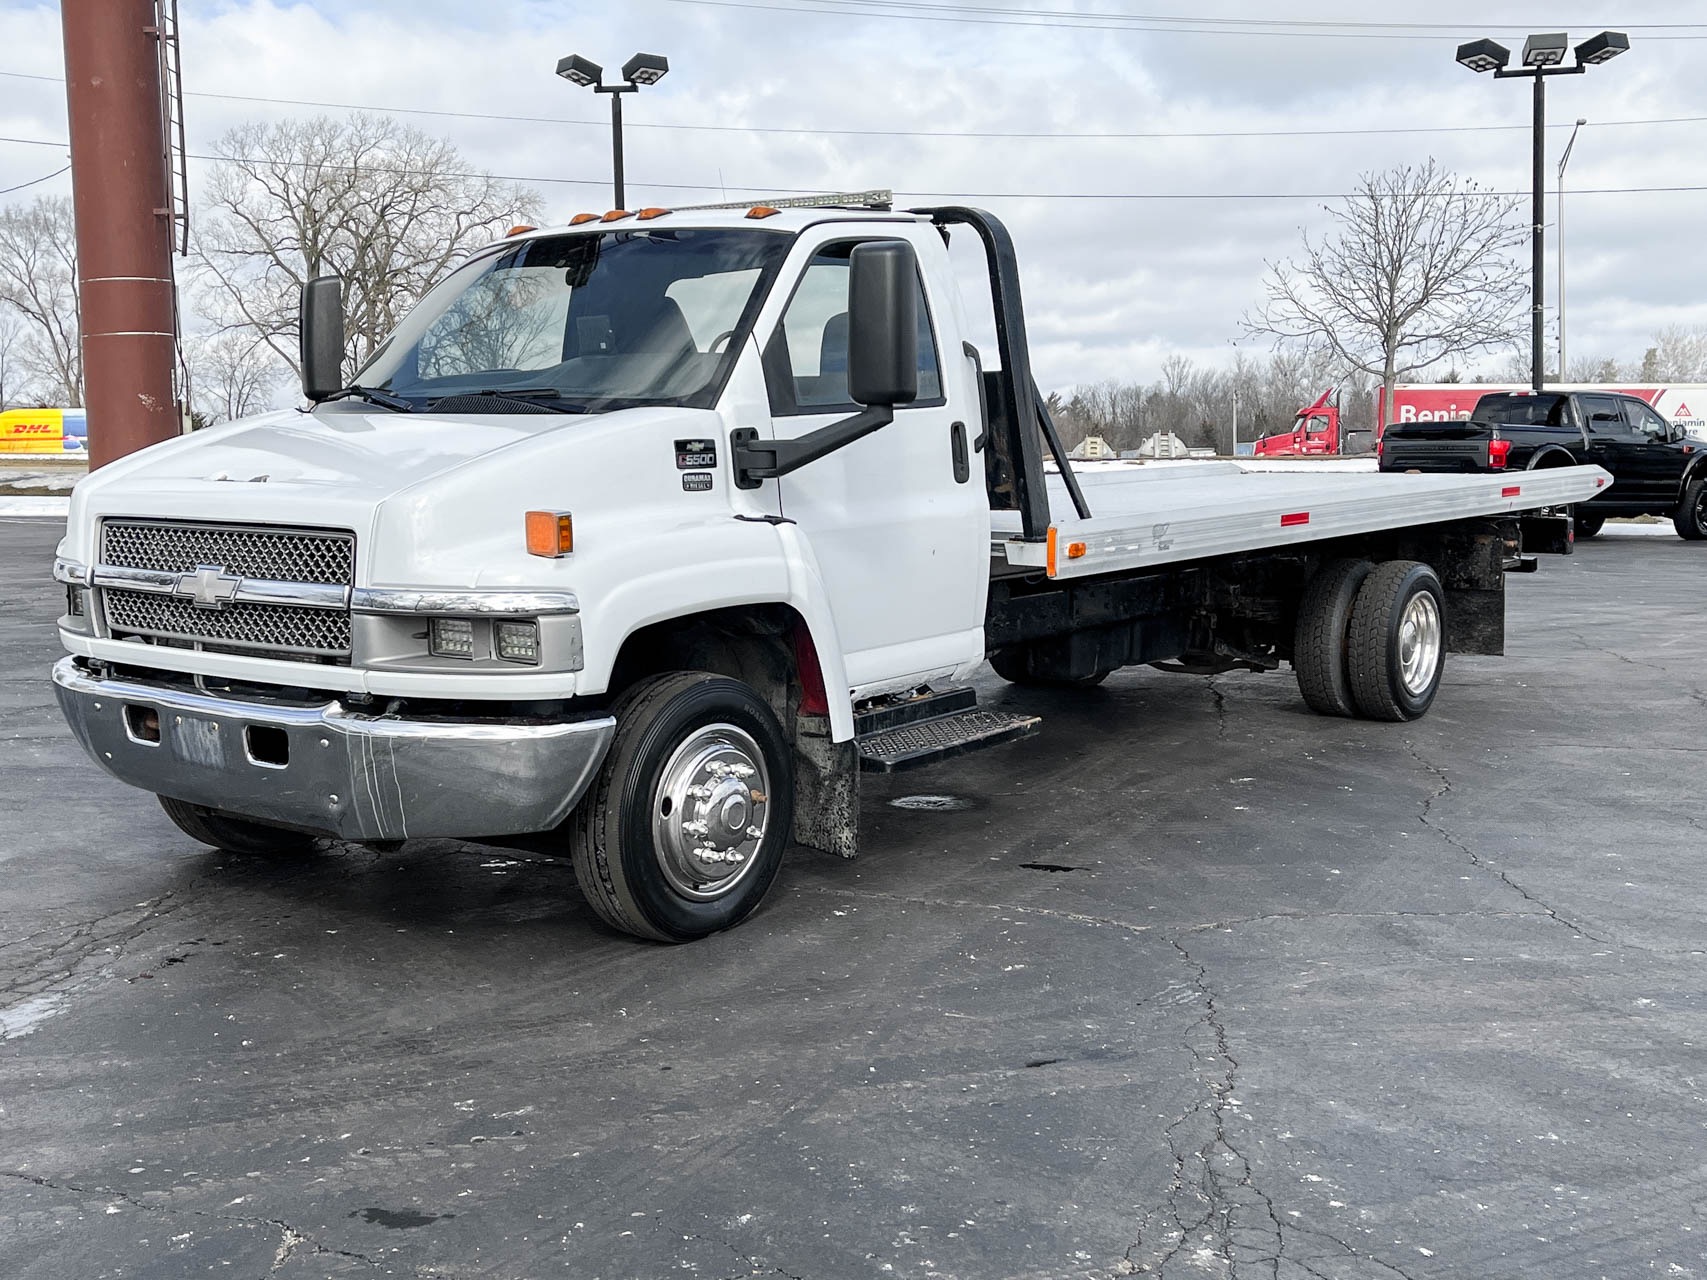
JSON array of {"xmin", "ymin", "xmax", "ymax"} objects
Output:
[{"xmin": 62, "ymin": 402, "xmax": 735, "ymax": 587}]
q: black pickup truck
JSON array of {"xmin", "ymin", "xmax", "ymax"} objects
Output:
[{"xmin": 1378, "ymin": 389, "xmax": 1707, "ymax": 539}]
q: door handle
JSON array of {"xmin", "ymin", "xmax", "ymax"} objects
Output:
[{"xmin": 949, "ymin": 421, "xmax": 970, "ymax": 484}]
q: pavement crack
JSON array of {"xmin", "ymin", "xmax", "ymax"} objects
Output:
[
  {"xmin": 792, "ymin": 882, "xmax": 1152, "ymax": 935},
  {"xmin": 1206, "ymin": 678, "xmax": 1229, "ymax": 742},
  {"xmin": 1405, "ymin": 741, "xmax": 1613, "ymax": 945}
]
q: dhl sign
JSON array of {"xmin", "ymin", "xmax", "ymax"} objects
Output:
[{"xmin": 0, "ymin": 408, "xmax": 87, "ymax": 455}]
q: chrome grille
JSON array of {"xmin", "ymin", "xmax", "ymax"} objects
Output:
[
  {"xmin": 98, "ymin": 518, "xmax": 357, "ymax": 664},
  {"xmin": 102, "ymin": 519, "xmax": 355, "ymax": 585},
  {"xmin": 104, "ymin": 589, "xmax": 352, "ymax": 658}
]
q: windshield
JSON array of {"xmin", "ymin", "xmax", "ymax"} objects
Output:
[{"xmin": 353, "ymin": 227, "xmax": 791, "ymax": 413}]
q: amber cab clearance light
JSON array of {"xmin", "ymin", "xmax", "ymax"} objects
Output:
[
  {"xmin": 746, "ymin": 206, "xmax": 781, "ymax": 219},
  {"xmin": 601, "ymin": 209, "xmax": 634, "ymax": 223},
  {"xmin": 569, "ymin": 212, "xmax": 599, "ymax": 225},
  {"xmin": 526, "ymin": 510, "xmax": 574, "ymax": 558},
  {"xmin": 506, "ymin": 224, "xmax": 537, "ymax": 237},
  {"xmin": 637, "ymin": 207, "xmax": 671, "ymax": 220}
]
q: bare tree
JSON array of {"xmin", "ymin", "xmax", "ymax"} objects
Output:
[
  {"xmin": 193, "ymin": 114, "xmax": 541, "ymax": 382},
  {"xmin": 186, "ymin": 329, "xmax": 283, "ymax": 423},
  {"xmin": 1246, "ymin": 160, "xmax": 1527, "ymax": 424},
  {"xmin": 1643, "ymin": 325, "xmax": 1707, "ymax": 381},
  {"xmin": 0, "ymin": 196, "xmax": 82, "ymax": 405}
]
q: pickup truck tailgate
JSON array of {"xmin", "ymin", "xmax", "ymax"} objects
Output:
[{"xmin": 992, "ymin": 461, "xmax": 1609, "ymax": 579}]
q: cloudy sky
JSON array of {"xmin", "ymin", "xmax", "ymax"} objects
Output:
[{"xmin": 8, "ymin": 1, "xmax": 1707, "ymax": 393}]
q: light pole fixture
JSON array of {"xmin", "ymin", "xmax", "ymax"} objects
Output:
[
  {"xmin": 1557, "ymin": 117, "xmax": 1587, "ymax": 379},
  {"xmin": 555, "ymin": 51, "xmax": 670, "ymax": 209},
  {"xmin": 1456, "ymin": 30, "xmax": 1628, "ymax": 391}
]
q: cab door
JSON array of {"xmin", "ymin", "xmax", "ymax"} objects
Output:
[
  {"xmin": 760, "ymin": 230, "xmax": 988, "ymax": 693},
  {"xmin": 1580, "ymin": 393, "xmax": 1652, "ymax": 502},
  {"xmin": 1620, "ymin": 396, "xmax": 1691, "ymax": 505}
]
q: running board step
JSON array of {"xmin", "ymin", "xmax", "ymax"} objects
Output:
[{"xmin": 856, "ymin": 708, "xmax": 1041, "ymax": 773}]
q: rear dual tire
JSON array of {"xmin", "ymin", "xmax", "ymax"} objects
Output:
[
  {"xmin": 1573, "ymin": 511, "xmax": 1605, "ymax": 539},
  {"xmin": 1294, "ymin": 559, "xmax": 1445, "ymax": 722}
]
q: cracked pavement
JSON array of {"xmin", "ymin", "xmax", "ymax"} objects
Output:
[{"xmin": 3, "ymin": 518, "xmax": 1706, "ymax": 1278}]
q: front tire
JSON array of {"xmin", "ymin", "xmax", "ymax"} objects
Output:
[
  {"xmin": 569, "ymin": 672, "xmax": 793, "ymax": 942},
  {"xmin": 1673, "ymin": 475, "xmax": 1707, "ymax": 540},
  {"xmin": 1348, "ymin": 561, "xmax": 1446, "ymax": 722},
  {"xmin": 1293, "ymin": 558, "xmax": 1374, "ymax": 717},
  {"xmin": 158, "ymin": 796, "xmax": 320, "ymax": 857}
]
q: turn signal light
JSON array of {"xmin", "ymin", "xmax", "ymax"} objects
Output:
[{"xmin": 526, "ymin": 510, "xmax": 574, "ymax": 557}]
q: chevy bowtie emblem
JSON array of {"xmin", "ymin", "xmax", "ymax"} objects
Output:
[{"xmin": 175, "ymin": 564, "xmax": 243, "ymax": 610}]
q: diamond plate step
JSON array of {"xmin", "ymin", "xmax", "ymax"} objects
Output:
[{"xmin": 856, "ymin": 708, "xmax": 1041, "ymax": 773}]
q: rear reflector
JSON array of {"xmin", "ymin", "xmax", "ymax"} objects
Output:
[
  {"xmin": 1280, "ymin": 512, "xmax": 1310, "ymax": 527},
  {"xmin": 1502, "ymin": 485, "xmax": 1521, "ymax": 497}
]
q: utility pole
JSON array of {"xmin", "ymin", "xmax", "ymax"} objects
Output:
[{"xmin": 61, "ymin": 0, "xmax": 181, "ymax": 467}]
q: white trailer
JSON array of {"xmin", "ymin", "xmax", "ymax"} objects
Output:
[{"xmin": 50, "ymin": 196, "xmax": 1605, "ymax": 940}]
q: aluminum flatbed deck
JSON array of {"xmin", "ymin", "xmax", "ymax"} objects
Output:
[{"xmin": 993, "ymin": 461, "xmax": 1611, "ymax": 579}]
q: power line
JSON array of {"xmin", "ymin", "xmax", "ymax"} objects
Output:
[
  {"xmin": 661, "ymin": 0, "xmax": 1707, "ymax": 39},
  {"xmin": 0, "ymin": 68, "xmax": 1702, "ymax": 143},
  {"xmin": 0, "ymin": 163, "xmax": 68, "ymax": 195},
  {"xmin": 0, "ymin": 130, "xmax": 1697, "ymax": 202}
]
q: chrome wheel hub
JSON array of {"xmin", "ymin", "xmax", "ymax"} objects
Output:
[
  {"xmin": 652, "ymin": 723, "xmax": 770, "ymax": 900},
  {"xmin": 1397, "ymin": 591, "xmax": 1442, "ymax": 697}
]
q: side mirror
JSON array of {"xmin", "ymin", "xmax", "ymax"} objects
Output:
[
  {"xmin": 300, "ymin": 275, "xmax": 345, "ymax": 402},
  {"xmin": 846, "ymin": 241, "xmax": 918, "ymax": 408}
]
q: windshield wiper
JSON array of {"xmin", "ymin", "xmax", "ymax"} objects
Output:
[
  {"xmin": 437, "ymin": 388, "xmax": 590, "ymax": 413},
  {"xmin": 323, "ymin": 385, "xmax": 415, "ymax": 413}
]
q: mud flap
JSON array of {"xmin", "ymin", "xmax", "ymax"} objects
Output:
[{"xmin": 792, "ymin": 712, "xmax": 860, "ymax": 859}]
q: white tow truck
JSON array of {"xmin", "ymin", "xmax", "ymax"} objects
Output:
[{"xmin": 51, "ymin": 193, "xmax": 1606, "ymax": 941}]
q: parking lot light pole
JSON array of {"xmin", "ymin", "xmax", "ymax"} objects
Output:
[
  {"xmin": 1456, "ymin": 31, "xmax": 1628, "ymax": 392},
  {"xmin": 556, "ymin": 52, "xmax": 670, "ymax": 210},
  {"xmin": 1557, "ymin": 117, "xmax": 1587, "ymax": 379}
]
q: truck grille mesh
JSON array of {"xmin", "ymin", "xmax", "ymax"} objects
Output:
[
  {"xmin": 98, "ymin": 519, "xmax": 357, "ymax": 664},
  {"xmin": 102, "ymin": 519, "xmax": 355, "ymax": 585},
  {"xmin": 104, "ymin": 589, "xmax": 352, "ymax": 658}
]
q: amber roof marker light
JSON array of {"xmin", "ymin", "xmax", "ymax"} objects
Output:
[{"xmin": 555, "ymin": 51, "xmax": 670, "ymax": 211}]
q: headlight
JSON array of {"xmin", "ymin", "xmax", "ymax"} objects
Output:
[
  {"xmin": 429, "ymin": 617, "xmax": 476, "ymax": 659},
  {"xmin": 495, "ymin": 620, "xmax": 540, "ymax": 664}
]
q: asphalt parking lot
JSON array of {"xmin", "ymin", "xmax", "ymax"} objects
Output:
[{"xmin": 2, "ymin": 515, "xmax": 1704, "ymax": 1280}]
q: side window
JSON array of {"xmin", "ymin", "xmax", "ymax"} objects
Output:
[
  {"xmin": 764, "ymin": 243, "xmax": 943, "ymax": 415},
  {"xmin": 1622, "ymin": 398, "xmax": 1670, "ymax": 437},
  {"xmin": 1580, "ymin": 395, "xmax": 1627, "ymax": 434}
]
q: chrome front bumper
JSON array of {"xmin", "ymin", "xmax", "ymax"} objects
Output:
[{"xmin": 52, "ymin": 658, "xmax": 615, "ymax": 842}]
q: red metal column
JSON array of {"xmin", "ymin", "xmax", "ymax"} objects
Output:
[{"xmin": 61, "ymin": 0, "xmax": 179, "ymax": 468}]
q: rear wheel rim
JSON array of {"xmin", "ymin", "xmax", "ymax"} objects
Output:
[
  {"xmin": 651, "ymin": 723, "xmax": 771, "ymax": 902},
  {"xmin": 1695, "ymin": 488, "xmax": 1707, "ymax": 528},
  {"xmin": 1397, "ymin": 591, "xmax": 1442, "ymax": 697}
]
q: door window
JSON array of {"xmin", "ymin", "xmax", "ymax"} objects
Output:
[
  {"xmin": 1621, "ymin": 398, "xmax": 1671, "ymax": 438},
  {"xmin": 764, "ymin": 243, "xmax": 944, "ymax": 415},
  {"xmin": 1579, "ymin": 395, "xmax": 1629, "ymax": 434}
]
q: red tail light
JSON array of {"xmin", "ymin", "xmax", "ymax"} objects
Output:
[{"xmin": 1488, "ymin": 438, "xmax": 1512, "ymax": 469}]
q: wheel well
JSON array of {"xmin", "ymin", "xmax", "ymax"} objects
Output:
[
  {"xmin": 1528, "ymin": 446, "xmax": 1576, "ymax": 469},
  {"xmin": 605, "ymin": 605, "xmax": 819, "ymax": 733}
]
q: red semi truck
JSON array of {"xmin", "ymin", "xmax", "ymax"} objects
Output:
[{"xmin": 1251, "ymin": 390, "xmax": 1340, "ymax": 456}]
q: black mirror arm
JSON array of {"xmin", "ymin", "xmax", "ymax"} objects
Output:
[{"xmin": 730, "ymin": 406, "xmax": 894, "ymax": 490}]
